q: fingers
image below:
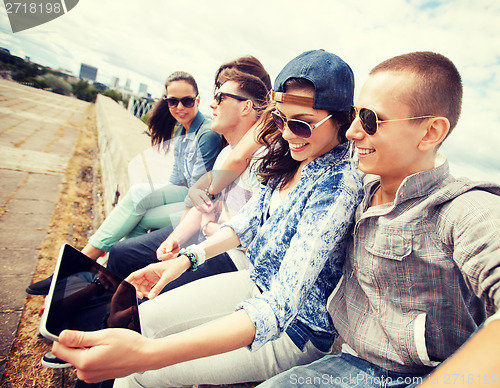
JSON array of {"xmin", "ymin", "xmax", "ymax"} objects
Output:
[
  {"xmin": 53, "ymin": 330, "xmax": 100, "ymax": 366},
  {"xmin": 158, "ymin": 251, "xmax": 175, "ymax": 261},
  {"xmin": 148, "ymin": 273, "xmax": 169, "ymax": 300}
]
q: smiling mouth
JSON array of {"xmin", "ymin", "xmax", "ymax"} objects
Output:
[
  {"xmin": 289, "ymin": 143, "xmax": 308, "ymax": 151},
  {"xmin": 357, "ymin": 148, "xmax": 375, "ymax": 156}
]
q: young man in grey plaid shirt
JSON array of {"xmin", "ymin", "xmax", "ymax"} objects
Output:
[{"xmin": 260, "ymin": 52, "xmax": 500, "ymax": 387}]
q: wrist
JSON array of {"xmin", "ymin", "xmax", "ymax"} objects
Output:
[
  {"xmin": 186, "ymin": 244, "xmax": 206, "ymax": 266},
  {"xmin": 178, "ymin": 246, "xmax": 206, "ymax": 271},
  {"xmin": 201, "ymin": 220, "xmax": 215, "ymax": 237},
  {"xmin": 205, "ymin": 186, "xmax": 220, "ymax": 201}
]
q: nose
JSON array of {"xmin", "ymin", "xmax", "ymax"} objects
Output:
[
  {"xmin": 209, "ymin": 99, "xmax": 217, "ymax": 110},
  {"xmin": 280, "ymin": 123, "xmax": 297, "ymax": 141},
  {"xmin": 345, "ymin": 118, "xmax": 365, "ymax": 141}
]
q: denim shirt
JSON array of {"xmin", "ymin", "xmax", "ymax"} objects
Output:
[
  {"xmin": 169, "ymin": 111, "xmax": 222, "ymax": 187},
  {"xmin": 331, "ymin": 155, "xmax": 500, "ymax": 374},
  {"xmin": 226, "ymin": 142, "xmax": 363, "ymax": 352}
]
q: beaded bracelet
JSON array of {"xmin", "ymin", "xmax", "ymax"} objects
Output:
[
  {"xmin": 186, "ymin": 244, "xmax": 206, "ymax": 266},
  {"xmin": 178, "ymin": 248, "xmax": 198, "ymax": 271}
]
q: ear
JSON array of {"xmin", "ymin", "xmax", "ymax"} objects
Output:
[
  {"xmin": 418, "ymin": 117, "xmax": 450, "ymax": 152},
  {"xmin": 240, "ymin": 99, "xmax": 254, "ymax": 117}
]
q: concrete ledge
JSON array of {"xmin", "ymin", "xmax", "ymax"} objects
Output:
[
  {"xmin": 95, "ymin": 95, "xmax": 175, "ymax": 216},
  {"xmin": 95, "ymin": 94, "xmax": 151, "ymax": 214}
]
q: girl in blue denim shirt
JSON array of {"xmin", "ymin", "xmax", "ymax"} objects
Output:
[{"xmin": 53, "ymin": 50, "xmax": 363, "ymax": 387}]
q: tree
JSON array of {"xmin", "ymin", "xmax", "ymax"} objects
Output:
[
  {"xmin": 100, "ymin": 89, "xmax": 123, "ymax": 103},
  {"xmin": 42, "ymin": 74, "xmax": 72, "ymax": 95},
  {"xmin": 72, "ymin": 80, "xmax": 98, "ymax": 102}
]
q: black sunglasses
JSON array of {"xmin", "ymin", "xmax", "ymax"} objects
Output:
[
  {"xmin": 214, "ymin": 91, "xmax": 255, "ymax": 107},
  {"xmin": 271, "ymin": 110, "xmax": 332, "ymax": 139},
  {"xmin": 351, "ymin": 106, "xmax": 435, "ymax": 135},
  {"xmin": 163, "ymin": 95, "xmax": 198, "ymax": 108}
]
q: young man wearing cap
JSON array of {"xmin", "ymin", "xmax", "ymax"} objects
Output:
[
  {"xmin": 259, "ymin": 51, "xmax": 500, "ymax": 387},
  {"xmin": 52, "ymin": 50, "xmax": 363, "ymax": 386}
]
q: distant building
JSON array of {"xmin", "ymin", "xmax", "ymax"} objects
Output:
[
  {"xmin": 79, "ymin": 63, "xmax": 98, "ymax": 81},
  {"xmin": 110, "ymin": 76, "xmax": 119, "ymax": 88},
  {"xmin": 138, "ymin": 83, "xmax": 148, "ymax": 96},
  {"xmin": 125, "ymin": 78, "xmax": 132, "ymax": 91},
  {"xmin": 55, "ymin": 68, "xmax": 78, "ymax": 84}
]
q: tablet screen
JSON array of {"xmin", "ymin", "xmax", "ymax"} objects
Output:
[{"xmin": 42, "ymin": 244, "xmax": 141, "ymax": 338}]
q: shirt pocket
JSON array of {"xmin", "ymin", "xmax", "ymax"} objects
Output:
[
  {"xmin": 365, "ymin": 230, "xmax": 413, "ymax": 261},
  {"xmin": 362, "ymin": 228, "xmax": 418, "ymax": 291}
]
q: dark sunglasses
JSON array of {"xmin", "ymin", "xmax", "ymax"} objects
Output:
[
  {"xmin": 351, "ymin": 106, "xmax": 435, "ymax": 136},
  {"xmin": 271, "ymin": 110, "xmax": 332, "ymax": 139},
  {"xmin": 163, "ymin": 95, "xmax": 198, "ymax": 108},
  {"xmin": 214, "ymin": 91, "xmax": 252, "ymax": 106}
]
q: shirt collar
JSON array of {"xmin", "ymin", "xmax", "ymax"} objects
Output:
[
  {"xmin": 301, "ymin": 141, "xmax": 351, "ymax": 177},
  {"xmin": 364, "ymin": 153, "xmax": 450, "ymax": 204},
  {"xmin": 183, "ymin": 111, "xmax": 205, "ymax": 136}
]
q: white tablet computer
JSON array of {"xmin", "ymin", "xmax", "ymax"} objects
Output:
[{"xmin": 39, "ymin": 244, "xmax": 141, "ymax": 342}]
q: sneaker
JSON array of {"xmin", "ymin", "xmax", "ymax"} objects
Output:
[
  {"xmin": 41, "ymin": 350, "xmax": 72, "ymax": 368},
  {"xmin": 26, "ymin": 275, "xmax": 53, "ymax": 295}
]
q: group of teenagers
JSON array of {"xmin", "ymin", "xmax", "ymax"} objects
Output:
[{"xmin": 27, "ymin": 49, "xmax": 500, "ymax": 387}]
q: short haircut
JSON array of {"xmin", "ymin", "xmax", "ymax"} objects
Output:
[
  {"xmin": 370, "ymin": 51, "xmax": 462, "ymax": 137},
  {"xmin": 217, "ymin": 68, "xmax": 269, "ymax": 118}
]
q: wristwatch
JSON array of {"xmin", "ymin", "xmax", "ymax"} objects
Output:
[{"xmin": 205, "ymin": 187, "xmax": 220, "ymax": 201}]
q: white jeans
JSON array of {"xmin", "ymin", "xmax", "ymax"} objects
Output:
[{"xmin": 114, "ymin": 270, "xmax": 325, "ymax": 387}]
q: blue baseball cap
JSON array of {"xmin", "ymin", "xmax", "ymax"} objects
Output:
[{"xmin": 272, "ymin": 50, "xmax": 354, "ymax": 112}]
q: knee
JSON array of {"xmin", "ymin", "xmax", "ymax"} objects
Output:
[{"xmin": 107, "ymin": 242, "xmax": 129, "ymax": 275}]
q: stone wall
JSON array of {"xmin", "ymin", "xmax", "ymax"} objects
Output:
[{"xmin": 95, "ymin": 95, "xmax": 172, "ymax": 215}]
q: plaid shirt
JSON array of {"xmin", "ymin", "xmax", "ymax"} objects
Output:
[{"xmin": 331, "ymin": 154, "xmax": 500, "ymax": 374}]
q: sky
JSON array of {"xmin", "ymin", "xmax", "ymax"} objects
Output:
[{"xmin": 1, "ymin": 0, "xmax": 500, "ymax": 183}]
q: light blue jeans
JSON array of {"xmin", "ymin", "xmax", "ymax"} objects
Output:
[
  {"xmin": 258, "ymin": 352, "xmax": 429, "ymax": 388},
  {"xmin": 113, "ymin": 270, "xmax": 326, "ymax": 387},
  {"xmin": 88, "ymin": 183, "xmax": 187, "ymax": 251}
]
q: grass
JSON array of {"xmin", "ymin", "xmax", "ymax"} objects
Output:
[{"xmin": 0, "ymin": 104, "xmax": 104, "ymax": 388}]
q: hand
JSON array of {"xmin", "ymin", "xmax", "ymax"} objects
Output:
[
  {"xmin": 188, "ymin": 187, "xmax": 216, "ymax": 213},
  {"xmin": 52, "ymin": 328, "xmax": 151, "ymax": 383},
  {"xmin": 156, "ymin": 234, "xmax": 180, "ymax": 261},
  {"xmin": 125, "ymin": 258, "xmax": 191, "ymax": 300}
]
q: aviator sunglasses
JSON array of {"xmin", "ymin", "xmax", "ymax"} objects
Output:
[
  {"xmin": 163, "ymin": 95, "xmax": 198, "ymax": 108},
  {"xmin": 271, "ymin": 110, "xmax": 332, "ymax": 138},
  {"xmin": 351, "ymin": 106, "xmax": 435, "ymax": 135}
]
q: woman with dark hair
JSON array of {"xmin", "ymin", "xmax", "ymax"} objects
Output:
[
  {"xmin": 53, "ymin": 50, "xmax": 363, "ymax": 386},
  {"xmin": 26, "ymin": 71, "xmax": 223, "ymax": 295}
]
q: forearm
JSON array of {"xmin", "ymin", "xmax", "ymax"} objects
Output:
[
  {"xmin": 418, "ymin": 319, "xmax": 500, "ymax": 386},
  {"xmin": 149, "ymin": 309, "xmax": 255, "ymax": 370},
  {"xmin": 210, "ymin": 123, "xmax": 261, "ymax": 194},
  {"xmin": 199, "ymin": 226, "xmax": 241, "ymax": 260},
  {"xmin": 171, "ymin": 206, "xmax": 203, "ymax": 245},
  {"xmin": 191, "ymin": 172, "xmax": 210, "ymax": 191}
]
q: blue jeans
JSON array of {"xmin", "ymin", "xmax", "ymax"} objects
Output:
[
  {"xmin": 107, "ymin": 227, "xmax": 237, "ymax": 293},
  {"xmin": 258, "ymin": 353, "xmax": 428, "ymax": 388}
]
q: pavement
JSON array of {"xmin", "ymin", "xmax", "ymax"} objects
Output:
[{"xmin": 0, "ymin": 79, "xmax": 89, "ymax": 380}]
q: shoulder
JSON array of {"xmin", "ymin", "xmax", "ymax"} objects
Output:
[{"xmin": 430, "ymin": 181, "xmax": 500, "ymax": 237}]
